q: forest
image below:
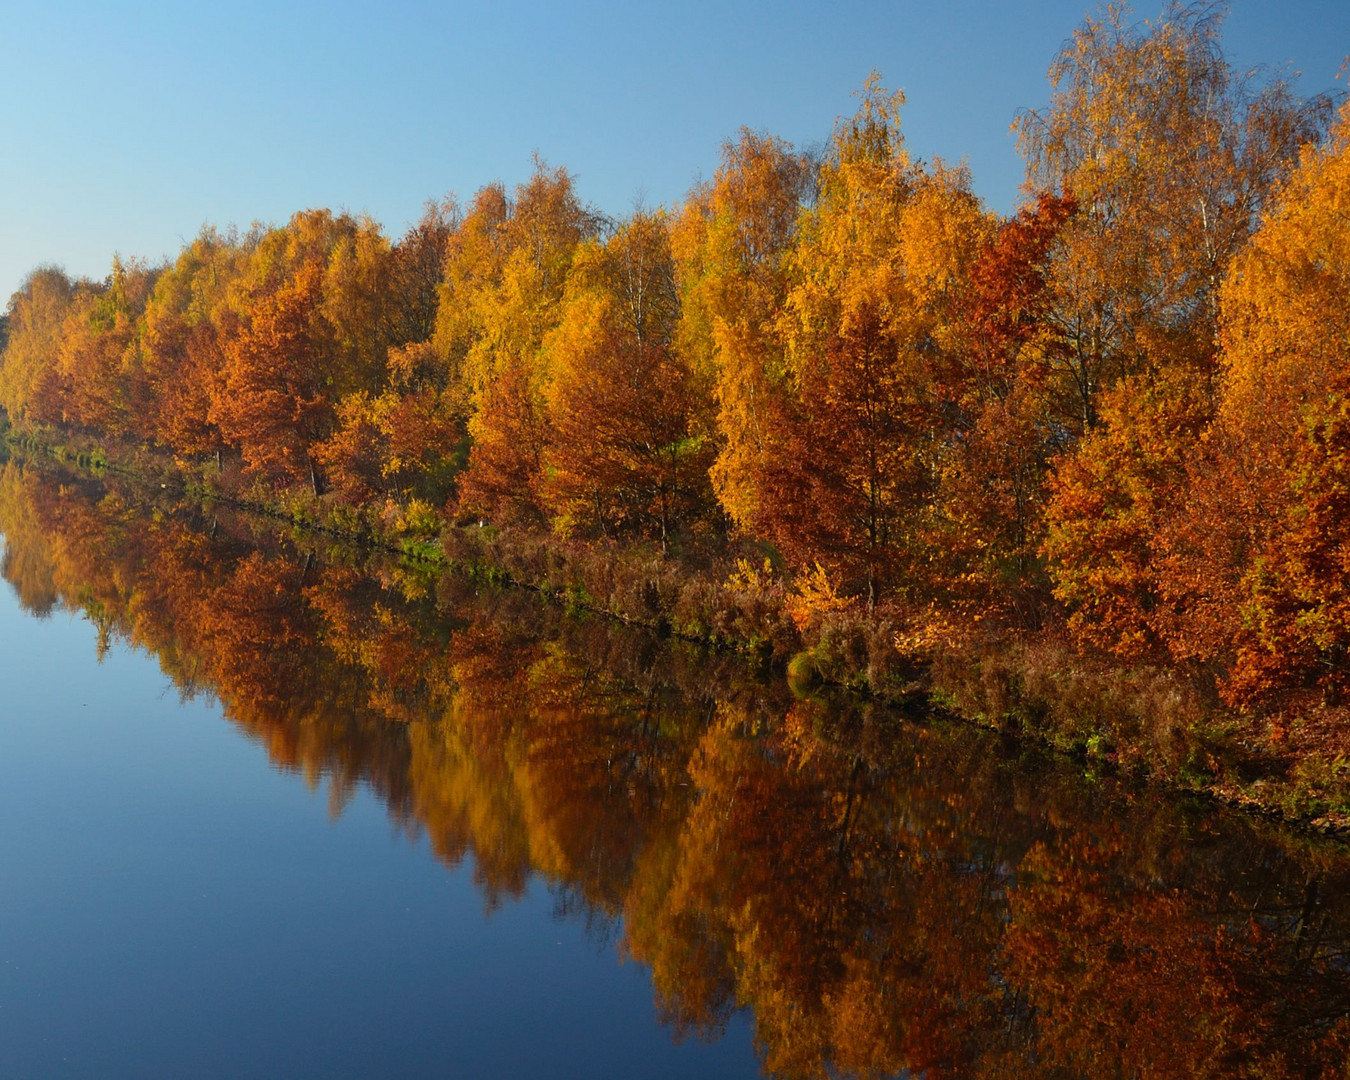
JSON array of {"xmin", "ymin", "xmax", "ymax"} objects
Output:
[{"xmin": 1, "ymin": 5, "xmax": 1347, "ymax": 805}]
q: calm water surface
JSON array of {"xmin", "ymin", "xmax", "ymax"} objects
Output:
[
  {"xmin": 0, "ymin": 459, "xmax": 1348, "ymax": 1078},
  {"xmin": 0, "ymin": 492, "xmax": 758, "ymax": 1077}
]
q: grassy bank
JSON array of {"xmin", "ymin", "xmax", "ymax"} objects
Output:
[
  {"xmin": 6, "ymin": 428, "xmax": 1346, "ymax": 835},
  {"xmin": 436, "ymin": 511, "xmax": 1350, "ymax": 834}
]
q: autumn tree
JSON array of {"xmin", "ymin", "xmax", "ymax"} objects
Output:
[
  {"xmin": 1025, "ymin": 2, "xmax": 1335, "ymax": 657},
  {"xmin": 1042, "ymin": 366, "xmax": 1213, "ymax": 660},
  {"xmin": 50, "ymin": 257, "xmax": 161, "ymax": 438},
  {"xmin": 671, "ymin": 130, "xmax": 816, "ymax": 528},
  {"xmin": 0, "ymin": 258, "xmax": 158, "ymax": 438},
  {"xmin": 430, "ymin": 182, "xmax": 510, "ymax": 397},
  {"xmin": 759, "ymin": 79, "xmax": 992, "ymax": 606},
  {"xmin": 141, "ymin": 227, "xmax": 255, "ymax": 458},
  {"xmin": 311, "ymin": 369, "xmax": 463, "ymax": 505},
  {"xmin": 543, "ymin": 211, "xmax": 715, "ymax": 545},
  {"xmin": 210, "ymin": 210, "xmax": 397, "ymax": 491},
  {"xmin": 932, "ymin": 192, "xmax": 1076, "ymax": 627},
  {"xmin": 1159, "ymin": 103, "xmax": 1350, "ymax": 704},
  {"xmin": 319, "ymin": 214, "xmax": 396, "ymax": 397},
  {"xmin": 1016, "ymin": 1, "xmax": 1333, "ymax": 426},
  {"xmin": 0, "ymin": 266, "xmax": 87, "ymax": 425},
  {"xmin": 211, "ymin": 220, "xmax": 338, "ymax": 490},
  {"xmin": 387, "ymin": 198, "xmax": 458, "ymax": 347},
  {"xmin": 449, "ymin": 163, "xmax": 601, "ymax": 521},
  {"xmin": 311, "ymin": 200, "xmax": 462, "ymax": 506}
]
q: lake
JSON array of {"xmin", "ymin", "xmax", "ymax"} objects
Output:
[{"xmin": 1, "ymin": 457, "xmax": 1347, "ymax": 1078}]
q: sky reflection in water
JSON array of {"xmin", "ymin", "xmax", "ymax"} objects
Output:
[{"xmin": 0, "ymin": 532, "xmax": 758, "ymax": 1079}]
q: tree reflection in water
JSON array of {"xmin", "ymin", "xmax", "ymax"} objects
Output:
[{"xmin": 2, "ymin": 457, "xmax": 1348, "ymax": 1079}]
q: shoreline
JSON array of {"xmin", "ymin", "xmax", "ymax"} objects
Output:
[{"xmin": 5, "ymin": 427, "xmax": 1346, "ymax": 839}]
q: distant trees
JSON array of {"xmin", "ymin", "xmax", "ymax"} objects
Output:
[{"xmin": 1, "ymin": 266, "xmax": 91, "ymax": 427}]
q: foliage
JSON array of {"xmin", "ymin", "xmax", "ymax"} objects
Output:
[
  {"xmin": 0, "ymin": 3, "xmax": 1344, "ymax": 733},
  {"xmin": 543, "ymin": 212, "xmax": 715, "ymax": 544}
]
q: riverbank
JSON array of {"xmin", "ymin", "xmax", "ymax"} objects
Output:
[
  {"xmin": 440, "ymin": 510, "xmax": 1350, "ymax": 836},
  {"xmin": 5, "ymin": 429, "xmax": 1346, "ymax": 836}
]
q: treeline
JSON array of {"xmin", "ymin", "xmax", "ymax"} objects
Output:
[
  {"xmin": 2, "ymin": 4, "xmax": 1348, "ymax": 717},
  {"xmin": 2, "ymin": 458, "xmax": 1349, "ymax": 1079}
]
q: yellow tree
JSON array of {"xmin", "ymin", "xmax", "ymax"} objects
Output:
[
  {"xmin": 0, "ymin": 267, "xmax": 90, "ymax": 426},
  {"xmin": 1016, "ymin": 1, "xmax": 1333, "ymax": 427},
  {"xmin": 764, "ymin": 79, "xmax": 992, "ymax": 606},
  {"xmin": 448, "ymin": 163, "xmax": 600, "ymax": 521},
  {"xmin": 320, "ymin": 214, "xmax": 396, "ymax": 397},
  {"xmin": 316, "ymin": 201, "xmax": 461, "ymax": 506},
  {"xmin": 1159, "ymin": 103, "xmax": 1350, "ymax": 704},
  {"xmin": 1024, "ymin": 3, "xmax": 1335, "ymax": 656},
  {"xmin": 543, "ymin": 212, "xmax": 715, "ymax": 546},
  {"xmin": 671, "ymin": 130, "xmax": 816, "ymax": 528},
  {"xmin": 52, "ymin": 257, "xmax": 160, "ymax": 438}
]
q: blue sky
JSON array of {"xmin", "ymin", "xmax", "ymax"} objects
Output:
[{"xmin": 2, "ymin": 1, "xmax": 1345, "ymax": 299}]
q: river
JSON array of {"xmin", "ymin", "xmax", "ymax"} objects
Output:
[{"xmin": 0, "ymin": 457, "xmax": 1347, "ymax": 1078}]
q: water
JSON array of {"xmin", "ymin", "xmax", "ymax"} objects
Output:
[
  {"xmin": 0, "ymin": 458, "xmax": 1347, "ymax": 1078},
  {"xmin": 0, "ymin": 472, "xmax": 759, "ymax": 1078}
]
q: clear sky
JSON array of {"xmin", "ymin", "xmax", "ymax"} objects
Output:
[{"xmin": 2, "ymin": 1, "xmax": 1345, "ymax": 300}]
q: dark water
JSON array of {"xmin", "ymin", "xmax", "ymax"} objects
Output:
[{"xmin": 0, "ymin": 458, "xmax": 1348, "ymax": 1079}]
